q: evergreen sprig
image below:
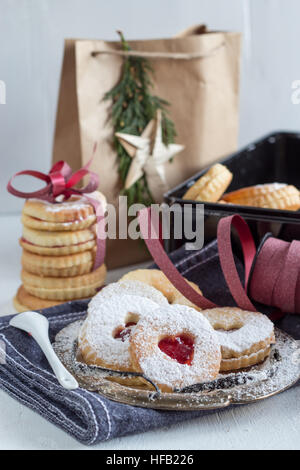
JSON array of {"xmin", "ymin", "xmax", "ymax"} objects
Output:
[{"xmin": 104, "ymin": 31, "xmax": 176, "ymax": 206}]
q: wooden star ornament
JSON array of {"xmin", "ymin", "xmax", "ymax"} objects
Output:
[{"xmin": 115, "ymin": 110, "xmax": 184, "ymax": 202}]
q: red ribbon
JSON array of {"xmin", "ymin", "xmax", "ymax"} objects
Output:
[
  {"xmin": 138, "ymin": 207, "xmax": 300, "ymax": 317},
  {"xmin": 217, "ymin": 216, "xmax": 257, "ymax": 311},
  {"xmin": 250, "ymin": 238, "xmax": 300, "ymax": 315},
  {"xmin": 7, "ymin": 156, "xmax": 106, "ymax": 270},
  {"xmin": 138, "ymin": 207, "xmax": 216, "ymax": 310}
]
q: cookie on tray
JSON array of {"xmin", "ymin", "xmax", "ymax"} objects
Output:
[
  {"xmin": 183, "ymin": 164, "xmax": 233, "ymax": 202},
  {"xmin": 222, "ymin": 183, "xmax": 300, "ymax": 211}
]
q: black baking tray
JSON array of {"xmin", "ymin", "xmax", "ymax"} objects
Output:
[{"xmin": 164, "ymin": 131, "xmax": 300, "ymax": 252}]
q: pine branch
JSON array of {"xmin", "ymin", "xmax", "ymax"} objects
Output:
[{"xmin": 104, "ymin": 31, "xmax": 177, "ymax": 205}]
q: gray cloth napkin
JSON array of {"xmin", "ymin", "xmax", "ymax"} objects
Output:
[{"xmin": 0, "ymin": 240, "xmax": 298, "ymax": 445}]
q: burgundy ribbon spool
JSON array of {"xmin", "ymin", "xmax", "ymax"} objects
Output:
[
  {"xmin": 138, "ymin": 207, "xmax": 300, "ymax": 318},
  {"xmin": 7, "ymin": 155, "xmax": 106, "ymax": 270},
  {"xmin": 249, "ymin": 236, "xmax": 300, "ymax": 314}
]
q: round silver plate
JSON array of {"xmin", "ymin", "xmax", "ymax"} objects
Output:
[{"xmin": 53, "ymin": 321, "xmax": 300, "ymax": 411}]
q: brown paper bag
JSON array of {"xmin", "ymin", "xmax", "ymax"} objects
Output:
[{"xmin": 52, "ymin": 26, "xmax": 241, "ymax": 269}]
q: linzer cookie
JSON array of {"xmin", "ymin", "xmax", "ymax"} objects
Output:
[
  {"xmin": 22, "ymin": 264, "xmax": 106, "ymax": 289},
  {"xmin": 20, "ymin": 225, "xmax": 96, "ymax": 256},
  {"xmin": 222, "ymin": 183, "xmax": 300, "ymax": 211},
  {"xmin": 202, "ymin": 307, "xmax": 275, "ymax": 371},
  {"xmin": 8, "ymin": 159, "xmax": 107, "ymax": 313},
  {"xmin": 21, "ymin": 264, "xmax": 106, "ymax": 300},
  {"xmin": 21, "ymin": 192, "xmax": 106, "ymax": 230},
  {"xmin": 182, "ymin": 162, "xmax": 300, "ymax": 212},
  {"xmin": 21, "ymin": 250, "xmax": 95, "ymax": 277},
  {"xmin": 17, "ymin": 196, "xmax": 106, "ymax": 311},
  {"xmin": 79, "ymin": 294, "xmax": 161, "ymax": 375},
  {"xmin": 20, "ymin": 238, "xmax": 96, "ymax": 256},
  {"xmin": 22, "ymin": 225, "xmax": 95, "ymax": 247},
  {"xmin": 22, "ymin": 196, "xmax": 95, "ymax": 224},
  {"xmin": 120, "ymin": 269, "xmax": 203, "ymax": 310},
  {"xmin": 75, "ymin": 269, "xmax": 278, "ymax": 391},
  {"xmin": 220, "ymin": 346, "xmax": 271, "ymax": 372},
  {"xmin": 21, "ymin": 213, "xmax": 96, "ymax": 232},
  {"xmin": 92, "ymin": 280, "xmax": 169, "ymax": 307},
  {"xmin": 183, "ymin": 164, "xmax": 233, "ymax": 202},
  {"xmin": 223, "ymin": 183, "xmax": 286, "ymax": 204},
  {"xmin": 13, "ymin": 285, "xmax": 65, "ymax": 313},
  {"xmin": 130, "ymin": 305, "xmax": 221, "ymax": 392}
]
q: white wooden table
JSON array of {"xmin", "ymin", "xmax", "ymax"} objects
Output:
[{"xmin": 0, "ymin": 214, "xmax": 299, "ymax": 450}]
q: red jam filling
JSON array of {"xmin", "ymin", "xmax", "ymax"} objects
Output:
[
  {"xmin": 30, "ymin": 215, "xmax": 89, "ymax": 223},
  {"xmin": 114, "ymin": 322, "xmax": 137, "ymax": 342},
  {"xmin": 158, "ymin": 334, "xmax": 194, "ymax": 365}
]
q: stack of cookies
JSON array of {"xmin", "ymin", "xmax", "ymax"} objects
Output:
[{"xmin": 13, "ymin": 193, "xmax": 107, "ymax": 312}]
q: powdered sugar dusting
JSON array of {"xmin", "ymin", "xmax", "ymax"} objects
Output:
[
  {"xmin": 41, "ymin": 215, "xmax": 95, "ymax": 226},
  {"xmin": 29, "ymin": 196, "xmax": 90, "ymax": 212},
  {"xmin": 78, "ymin": 295, "xmax": 160, "ymax": 368},
  {"xmin": 132, "ymin": 305, "xmax": 221, "ymax": 390},
  {"xmin": 54, "ymin": 321, "xmax": 300, "ymax": 409},
  {"xmin": 202, "ymin": 308, "xmax": 274, "ymax": 356},
  {"xmin": 255, "ymin": 183, "xmax": 286, "ymax": 190},
  {"xmin": 89, "ymin": 280, "xmax": 169, "ymax": 311}
]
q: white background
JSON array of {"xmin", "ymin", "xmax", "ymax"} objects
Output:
[{"xmin": 0, "ymin": 0, "xmax": 300, "ymax": 213}]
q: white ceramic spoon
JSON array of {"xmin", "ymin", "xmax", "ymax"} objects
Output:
[{"xmin": 10, "ymin": 311, "xmax": 79, "ymax": 390}]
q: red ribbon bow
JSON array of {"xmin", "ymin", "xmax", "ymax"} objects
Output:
[
  {"xmin": 7, "ymin": 158, "xmax": 99, "ymax": 202},
  {"xmin": 7, "ymin": 157, "xmax": 106, "ymax": 270}
]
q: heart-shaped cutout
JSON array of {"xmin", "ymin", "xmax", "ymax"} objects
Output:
[
  {"xmin": 114, "ymin": 322, "xmax": 137, "ymax": 342},
  {"xmin": 158, "ymin": 334, "xmax": 194, "ymax": 365}
]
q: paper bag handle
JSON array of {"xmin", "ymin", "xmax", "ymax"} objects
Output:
[
  {"xmin": 91, "ymin": 43, "xmax": 225, "ymax": 60},
  {"xmin": 174, "ymin": 24, "xmax": 208, "ymax": 38}
]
